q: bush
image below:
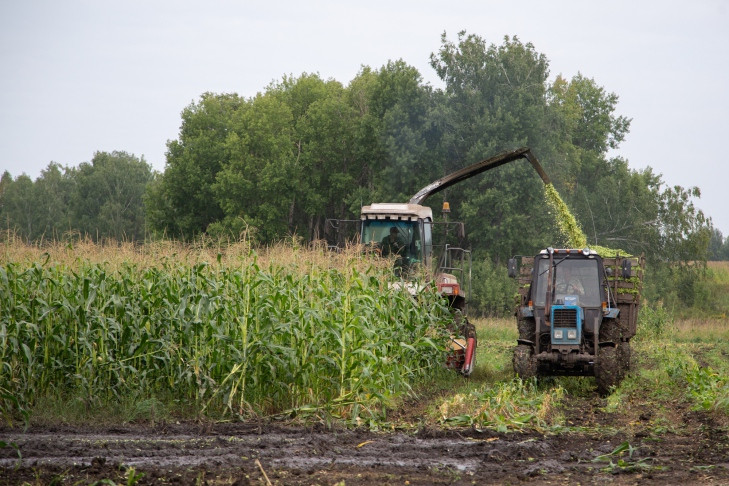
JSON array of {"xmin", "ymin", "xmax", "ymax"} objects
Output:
[
  {"xmin": 468, "ymin": 258, "xmax": 519, "ymax": 318},
  {"xmin": 637, "ymin": 302, "xmax": 673, "ymax": 338}
]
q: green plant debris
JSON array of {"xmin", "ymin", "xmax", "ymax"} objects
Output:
[
  {"xmin": 544, "ymin": 183, "xmax": 587, "ymax": 249},
  {"xmin": 590, "ymin": 245, "xmax": 630, "ymax": 257},
  {"xmin": 592, "ymin": 441, "xmax": 659, "ymax": 474},
  {"xmin": 544, "ymin": 184, "xmax": 635, "ymax": 259},
  {"xmin": 438, "ymin": 378, "xmax": 564, "ymax": 432}
]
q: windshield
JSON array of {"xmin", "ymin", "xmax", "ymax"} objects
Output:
[
  {"xmin": 534, "ymin": 257, "xmax": 601, "ymax": 307},
  {"xmin": 361, "ymin": 220, "xmax": 422, "ymax": 262}
]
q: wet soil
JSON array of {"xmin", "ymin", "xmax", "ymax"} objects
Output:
[{"xmin": 2, "ymin": 395, "xmax": 729, "ymax": 486}]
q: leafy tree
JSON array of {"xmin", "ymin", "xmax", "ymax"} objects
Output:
[
  {"xmin": 0, "ymin": 174, "xmax": 35, "ymax": 241},
  {"xmin": 0, "ymin": 164, "xmax": 73, "ymax": 242},
  {"xmin": 429, "ymin": 32, "xmax": 557, "ymax": 260},
  {"xmin": 276, "ymin": 74, "xmax": 360, "ymax": 239},
  {"xmin": 656, "ymin": 184, "xmax": 710, "ymax": 263},
  {"xmin": 147, "ymin": 93, "xmax": 243, "ymax": 238},
  {"xmin": 157, "ymin": 66, "xmax": 441, "ymax": 245},
  {"xmin": 363, "ymin": 61, "xmax": 440, "ymax": 203},
  {"xmin": 708, "ymin": 228, "xmax": 729, "ymax": 260},
  {"xmin": 548, "ymin": 74, "xmax": 630, "ymax": 155},
  {"xmin": 31, "ymin": 163, "xmax": 74, "ymax": 241},
  {"xmin": 211, "ymin": 91, "xmax": 295, "ymax": 242},
  {"xmin": 70, "ymin": 151, "xmax": 153, "ymax": 241}
]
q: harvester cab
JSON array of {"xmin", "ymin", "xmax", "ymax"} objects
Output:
[
  {"xmin": 360, "ymin": 201, "xmax": 476, "ymax": 376},
  {"xmin": 509, "ymin": 248, "xmax": 644, "ymax": 394},
  {"xmin": 360, "ymin": 202, "xmax": 470, "ymax": 308},
  {"xmin": 360, "ymin": 204, "xmax": 432, "ymax": 276}
]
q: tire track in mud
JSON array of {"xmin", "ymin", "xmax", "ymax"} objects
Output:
[
  {"xmin": 4, "ymin": 419, "xmax": 728, "ymax": 485},
  {"xmin": 0, "ymin": 422, "xmax": 610, "ymax": 483},
  {"xmin": 3, "ymin": 365, "xmax": 729, "ymax": 486}
]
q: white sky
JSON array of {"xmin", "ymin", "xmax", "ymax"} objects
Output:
[{"xmin": 2, "ymin": 0, "xmax": 728, "ymax": 235}]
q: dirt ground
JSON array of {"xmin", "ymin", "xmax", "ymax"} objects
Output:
[{"xmin": 2, "ymin": 392, "xmax": 729, "ymax": 486}]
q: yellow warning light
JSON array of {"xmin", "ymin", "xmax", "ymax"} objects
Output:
[{"xmin": 442, "ymin": 201, "xmax": 451, "ymax": 213}]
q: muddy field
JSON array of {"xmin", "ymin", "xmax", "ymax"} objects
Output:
[{"xmin": 2, "ymin": 393, "xmax": 729, "ymax": 485}]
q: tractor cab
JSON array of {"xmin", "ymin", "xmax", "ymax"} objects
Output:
[{"xmin": 532, "ymin": 249, "xmax": 606, "ymax": 350}]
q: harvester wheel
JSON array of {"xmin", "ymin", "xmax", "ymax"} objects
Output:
[
  {"xmin": 513, "ymin": 344, "xmax": 537, "ymax": 380},
  {"xmin": 595, "ymin": 345, "xmax": 620, "ymax": 395}
]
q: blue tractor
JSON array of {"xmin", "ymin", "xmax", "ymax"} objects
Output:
[{"xmin": 509, "ymin": 248, "xmax": 644, "ymax": 394}]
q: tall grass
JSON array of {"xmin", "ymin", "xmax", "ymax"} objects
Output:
[{"xmin": 0, "ymin": 241, "xmax": 453, "ymax": 424}]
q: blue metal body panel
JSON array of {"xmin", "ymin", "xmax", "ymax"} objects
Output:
[{"xmin": 550, "ymin": 304, "xmax": 582, "ymax": 345}]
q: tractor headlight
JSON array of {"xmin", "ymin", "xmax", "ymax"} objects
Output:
[
  {"xmin": 567, "ymin": 330, "xmax": 577, "ymax": 340},
  {"xmin": 554, "ymin": 330, "xmax": 563, "ymax": 339}
]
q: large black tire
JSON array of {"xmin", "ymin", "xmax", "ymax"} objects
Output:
[
  {"xmin": 517, "ymin": 318, "xmax": 535, "ymax": 343},
  {"xmin": 513, "ymin": 344, "xmax": 537, "ymax": 380},
  {"xmin": 617, "ymin": 341, "xmax": 632, "ymax": 380},
  {"xmin": 595, "ymin": 345, "xmax": 620, "ymax": 395},
  {"xmin": 599, "ymin": 321, "xmax": 620, "ymax": 343}
]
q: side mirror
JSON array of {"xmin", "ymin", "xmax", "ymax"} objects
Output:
[
  {"xmin": 605, "ymin": 267, "xmax": 614, "ymax": 277},
  {"xmin": 507, "ymin": 258, "xmax": 518, "ymax": 278},
  {"xmin": 621, "ymin": 259, "xmax": 632, "ymax": 279}
]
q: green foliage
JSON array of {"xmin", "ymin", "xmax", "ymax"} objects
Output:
[
  {"xmin": 637, "ymin": 303, "xmax": 673, "ymax": 338},
  {"xmin": 70, "ymin": 151, "xmax": 153, "ymax": 241},
  {"xmin": 469, "ymin": 257, "xmax": 517, "ymax": 317},
  {"xmin": 0, "ymin": 153, "xmax": 152, "ymax": 243},
  {"xmin": 439, "ymin": 378, "xmax": 563, "ymax": 432},
  {"xmin": 0, "ymin": 252, "xmax": 452, "ymax": 423},
  {"xmin": 643, "ymin": 262, "xmax": 712, "ymax": 317},
  {"xmin": 708, "ymin": 228, "xmax": 729, "ymax": 260},
  {"xmin": 146, "ymin": 93, "xmax": 243, "ymax": 238},
  {"xmin": 683, "ymin": 365, "xmax": 729, "ymax": 413},
  {"xmin": 592, "ymin": 441, "xmax": 657, "ymax": 474},
  {"xmin": 547, "ymin": 73, "xmax": 630, "ymax": 155},
  {"xmin": 429, "ymin": 32, "xmax": 558, "ymax": 261},
  {"xmin": 0, "ymin": 31, "xmax": 715, "ymax": 314}
]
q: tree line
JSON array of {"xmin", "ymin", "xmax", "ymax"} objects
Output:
[
  {"xmin": 1, "ymin": 151, "xmax": 152, "ymax": 243},
  {"xmin": 2, "ymin": 32, "xmax": 725, "ymax": 312}
]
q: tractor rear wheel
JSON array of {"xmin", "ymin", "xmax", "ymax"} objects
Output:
[
  {"xmin": 617, "ymin": 341, "xmax": 632, "ymax": 380},
  {"xmin": 595, "ymin": 345, "xmax": 620, "ymax": 395},
  {"xmin": 517, "ymin": 318, "xmax": 535, "ymax": 343},
  {"xmin": 513, "ymin": 344, "xmax": 537, "ymax": 380}
]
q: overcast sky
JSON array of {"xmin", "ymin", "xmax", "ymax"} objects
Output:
[{"xmin": 2, "ymin": 0, "xmax": 728, "ymax": 235}]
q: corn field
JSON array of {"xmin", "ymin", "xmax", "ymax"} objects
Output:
[{"xmin": 0, "ymin": 243, "xmax": 453, "ymax": 422}]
